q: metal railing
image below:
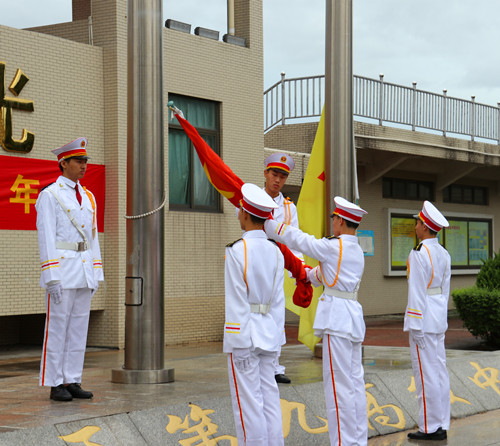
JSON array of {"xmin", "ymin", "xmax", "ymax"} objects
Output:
[{"xmin": 264, "ymin": 73, "xmax": 500, "ymax": 144}]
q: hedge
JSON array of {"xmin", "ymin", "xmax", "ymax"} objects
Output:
[
  {"xmin": 452, "ymin": 287, "xmax": 500, "ymax": 347},
  {"xmin": 475, "ymin": 252, "xmax": 500, "ymax": 291}
]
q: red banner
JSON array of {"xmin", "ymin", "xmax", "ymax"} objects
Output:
[{"xmin": 0, "ymin": 155, "xmax": 105, "ymax": 231}]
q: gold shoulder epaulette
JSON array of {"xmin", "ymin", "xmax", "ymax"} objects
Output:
[
  {"xmin": 226, "ymin": 238, "xmax": 242, "ymax": 248},
  {"xmin": 326, "ymin": 235, "xmax": 339, "ymax": 240},
  {"xmin": 414, "ymin": 242, "xmax": 423, "ymax": 251}
]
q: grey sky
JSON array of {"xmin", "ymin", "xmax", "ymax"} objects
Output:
[{"xmin": 1, "ymin": 0, "xmax": 499, "ymax": 106}]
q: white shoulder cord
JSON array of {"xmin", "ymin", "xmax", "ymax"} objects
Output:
[{"xmin": 47, "ymin": 186, "xmax": 89, "ymax": 246}]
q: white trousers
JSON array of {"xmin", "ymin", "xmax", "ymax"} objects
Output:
[
  {"xmin": 409, "ymin": 333, "xmax": 450, "ymax": 433},
  {"xmin": 227, "ymin": 349, "xmax": 284, "ymax": 446},
  {"xmin": 273, "ymin": 346, "xmax": 285, "ymax": 375},
  {"xmin": 39, "ymin": 288, "xmax": 92, "ymax": 387},
  {"xmin": 322, "ymin": 334, "xmax": 368, "ymax": 446}
]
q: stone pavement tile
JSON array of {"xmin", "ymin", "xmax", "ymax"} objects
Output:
[
  {"xmin": 451, "ymin": 352, "xmax": 500, "ymax": 412},
  {"xmin": 278, "ymin": 383, "xmax": 330, "ymax": 445},
  {"xmin": 447, "ymin": 365, "xmax": 485, "ymax": 418},
  {"xmin": 56, "ymin": 413, "xmax": 148, "ymax": 446},
  {"xmin": 0, "ymin": 425, "xmax": 62, "ymax": 446},
  {"xmin": 368, "ymin": 408, "xmax": 500, "ymax": 446},
  {"xmin": 364, "ymin": 372, "xmax": 416, "ymax": 437}
]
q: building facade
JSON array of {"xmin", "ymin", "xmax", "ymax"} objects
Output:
[{"xmin": 1, "ymin": 0, "xmax": 498, "ymax": 349}]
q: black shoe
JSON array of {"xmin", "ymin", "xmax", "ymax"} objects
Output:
[
  {"xmin": 408, "ymin": 427, "xmax": 447, "ymax": 440},
  {"xmin": 50, "ymin": 384, "xmax": 73, "ymax": 401},
  {"xmin": 67, "ymin": 383, "xmax": 93, "ymax": 399},
  {"xmin": 275, "ymin": 374, "xmax": 291, "ymax": 384}
]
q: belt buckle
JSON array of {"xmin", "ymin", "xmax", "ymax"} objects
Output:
[{"xmin": 77, "ymin": 241, "xmax": 86, "ymax": 252}]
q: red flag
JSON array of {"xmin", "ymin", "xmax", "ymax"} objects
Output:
[
  {"xmin": 173, "ymin": 112, "xmax": 312, "ymax": 302},
  {"xmin": 0, "ymin": 155, "xmax": 105, "ymax": 231},
  {"xmin": 174, "ymin": 114, "xmax": 243, "ymax": 207}
]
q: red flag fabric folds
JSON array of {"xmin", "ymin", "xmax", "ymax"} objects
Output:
[
  {"xmin": 173, "ymin": 113, "xmax": 312, "ymax": 306},
  {"xmin": 174, "ymin": 114, "xmax": 243, "ymax": 208}
]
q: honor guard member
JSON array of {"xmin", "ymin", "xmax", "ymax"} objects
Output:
[
  {"xmin": 36, "ymin": 137, "xmax": 104, "ymax": 401},
  {"xmin": 224, "ymin": 183, "xmax": 286, "ymax": 446},
  {"xmin": 265, "ymin": 196, "xmax": 368, "ymax": 446},
  {"xmin": 264, "ymin": 152, "xmax": 303, "ymax": 384},
  {"xmin": 405, "ymin": 201, "xmax": 451, "ymax": 441}
]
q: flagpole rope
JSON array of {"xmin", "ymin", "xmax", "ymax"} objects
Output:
[{"xmin": 124, "ymin": 191, "xmax": 167, "ymax": 219}]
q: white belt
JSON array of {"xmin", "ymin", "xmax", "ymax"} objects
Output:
[
  {"xmin": 250, "ymin": 303, "xmax": 271, "ymax": 314},
  {"xmin": 427, "ymin": 287, "xmax": 442, "ymax": 295},
  {"xmin": 56, "ymin": 241, "xmax": 89, "ymax": 252},
  {"xmin": 323, "ymin": 287, "xmax": 358, "ymax": 301}
]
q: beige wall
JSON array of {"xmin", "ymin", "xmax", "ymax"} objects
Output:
[
  {"xmin": 0, "ymin": 24, "xmax": 105, "ymax": 324},
  {"xmin": 266, "ymin": 121, "xmax": 500, "ymax": 316},
  {"xmin": 2, "ymin": 0, "xmax": 497, "ymax": 349},
  {"xmin": 1, "ymin": 0, "xmax": 266, "ymax": 348}
]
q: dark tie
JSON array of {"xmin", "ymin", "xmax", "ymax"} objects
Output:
[{"xmin": 75, "ymin": 185, "xmax": 82, "ymax": 205}]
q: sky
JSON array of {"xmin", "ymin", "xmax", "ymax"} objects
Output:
[{"xmin": 1, "ymin": 0, "xmax": 499, "ymax": 106}]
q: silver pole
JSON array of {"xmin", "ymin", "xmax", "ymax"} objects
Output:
[
  {"xmin": 112, "ymin": 0, "xmax": 174, "ymax": 384},
  {"xmin": 325, "ymin": 0, "xmax": 354, "ymax": 233}
]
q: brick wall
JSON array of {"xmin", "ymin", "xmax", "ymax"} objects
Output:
[
  {"xmin": 0, "ymin": 0, "xmax": 266, "ymax": 348},
  {"xmin": 72, "ymin": 0, "xmax": 92, "ymax": 21}
]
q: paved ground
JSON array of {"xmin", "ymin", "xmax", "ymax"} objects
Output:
[{"xmin": 0, "ymin": 315, "xmax": 499, "ymax": 445}]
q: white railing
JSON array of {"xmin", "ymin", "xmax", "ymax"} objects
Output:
[{"xmin": 264, "ymin": 73, "xmax": 500, "ymax": 144}]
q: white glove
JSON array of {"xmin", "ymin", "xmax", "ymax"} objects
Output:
[
  {"xmin": 91, "ymin": 282, "xmax": 99, "ymax": 298},
  {"xmin": 411, "ymin": 330, "xmax": 426, "ymax": 349},
  {"xmin": 47, "ymin": 282, "xmax": 63, "ymax": 304},
  {"xmin": 232, "ymin": 348, "xmax": 251, "ymax": 373}
]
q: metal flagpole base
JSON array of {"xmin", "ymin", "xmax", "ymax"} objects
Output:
[{"xmin": 111, "ymin": 367, "xmax": 175, "ymax": 384}]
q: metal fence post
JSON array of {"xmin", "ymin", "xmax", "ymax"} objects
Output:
[
  {"xmin": 442, "ymin": 89, "xmax": 447, "ymax": 137},
  {"xmin": 378, "ymin": 73, "xmax": 384, "ymax": 126},
  {"xmin": 497, "ymin": 102, "xmax": 500, "ymax": 145},
  {"xmin": 281, "ymin": 72, "xmax": 286, "ymax": 126},
  {"xmin": 412, "ymin": 81, "xmax": 417, "ymax": 131},
  {"xmin": 471, "ymin": 95, "xmax": 475, "ymax": 141}
]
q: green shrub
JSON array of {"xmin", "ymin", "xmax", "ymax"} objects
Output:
[
  {"xmin": 476, "ymin": 252, "xmax": 500, "ymax": 290},
  {"xmin": 452, "ymin": 287, "xmax": 500, "ymax": 347}
]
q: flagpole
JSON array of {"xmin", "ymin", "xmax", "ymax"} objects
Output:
[
  {"xmin": 325, "ymin": 0, "xmax": 354, "ymax": 233},
  {"xmin": 112, "ymin": 0, "xmax": 174, "ymax": 384}
]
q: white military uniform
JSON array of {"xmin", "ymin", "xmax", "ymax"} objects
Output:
[
  {"xmin": 36, "ymin": 175, "xmax": 103, "ymax": 387},
  {"xmin": 265, "ymin": 218, "xmax": 368, "ymax": 446},
  {"xmin": 224, "ymin": 183, "xmax": 285, "ymax": 446},
  {"xmin": 268, "ymin": 190, "xmax": 302, "ymax": 376},
  {"xmin": 404, "ymin": 237, "xmax": 451, "ymax": 434},
  {"xmin": 224, "ymin": 231, "xmax": 285, "ymax": 446}
]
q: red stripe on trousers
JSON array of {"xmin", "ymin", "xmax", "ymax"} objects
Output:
[
  {"xmin": 328, "ymin": 335, "xmax": 342, "ymax": 445},
  {"xmin": 230, "ymin": 353, "xmax": 246, "ymax": 443},
  {"xmin": 416, "ymin": 345, "xmax": 428, "ymax": 433},
  {"xmin": 41, "ymin": 295, "xmax": 51, "ymax": 386}
]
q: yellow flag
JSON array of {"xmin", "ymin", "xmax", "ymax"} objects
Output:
[{"xmin": 296, "ymin": 108, "xmax": 326, "ymax": 350}]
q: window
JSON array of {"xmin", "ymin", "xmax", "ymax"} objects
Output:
[
  {"xmin": 383, "ymin": 178, "xmax": 433, "ymax": 201},
  {"xmin": 387, "ymin": 209, "xmax": 493, "ymax": 274},
  {"xmin": 443, "ymin": 184, "xmax": 488, "ymax": 205},
  {"xmin": 168, "ymin": 94, "xmax": 220, "ymax": 212}
]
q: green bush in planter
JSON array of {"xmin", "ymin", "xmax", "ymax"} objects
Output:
[
  {"xmin": 452, "ymin": 288, "xmax": 500, "ymax": 347},
  {"xmin": 475, "ymin": 252, "xmax": 500, "ymax": 291}
]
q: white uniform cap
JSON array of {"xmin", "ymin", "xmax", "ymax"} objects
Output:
[
  {"xmin": 264, "ymin": 152, "xmax": 295, "ymax": 174},
  {"xmin": 413, "ymin": 201, "xmax": 449, "ymax": 232},
  {"xmin": 51, "ymin": 137, "xmax": 89, "ymax": 163},
  {"xmin": 241, "ymin": 183, "xmax": 278, "ymax": 219},
  {"xmin": 331, "ymin": 196, "xmax": 367, "ymax": 224}
]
